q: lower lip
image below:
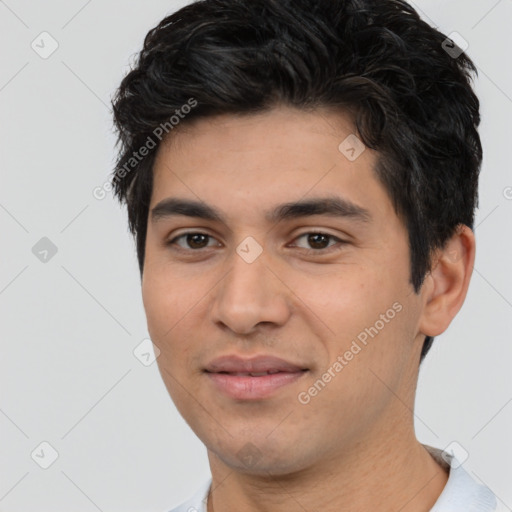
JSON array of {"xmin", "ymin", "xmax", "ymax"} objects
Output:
[{"xmin": 205, "ymin": 371, "xmax": 307, "ymax": 400}]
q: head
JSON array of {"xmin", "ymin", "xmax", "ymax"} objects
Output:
[{"xmin": 111, "ymin": 0, "xmax": 481, "ymax": 475}]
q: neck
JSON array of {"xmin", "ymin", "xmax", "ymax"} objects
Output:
[{"xmin": 206, "ymin": 421, "xmax": 448, "ymax": 512}]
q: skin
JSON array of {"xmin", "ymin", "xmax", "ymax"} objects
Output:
[{"xmin": 142, "ymin": 106, "xmax": 475, "ymax": 512}]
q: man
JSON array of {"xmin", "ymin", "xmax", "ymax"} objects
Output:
[{"xmin": 110, "ymin": 0, "xmax": 503, "ymax": 510}]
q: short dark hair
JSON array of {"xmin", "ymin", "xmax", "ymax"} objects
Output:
[{"xmin": 111, "ymin": 0, "xmax": 482, "ymax": 361}]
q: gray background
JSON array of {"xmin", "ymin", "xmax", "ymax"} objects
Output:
[{"xmin": 0, "ymin": 0, "xmax": 511, "ymax": 510}]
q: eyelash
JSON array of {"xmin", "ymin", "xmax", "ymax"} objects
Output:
[{"xmin": 166, "ymin": 231, "xmax": 347, "ymax": 254}]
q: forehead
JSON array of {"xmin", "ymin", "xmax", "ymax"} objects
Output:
[{"xmin": 149, "ymin": 106, "xmax": 395, "ymax": 226}]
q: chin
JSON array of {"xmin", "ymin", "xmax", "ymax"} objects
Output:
[{"xmin": 206, "ymin": 431, "xmax": 316, "ymax": 476}]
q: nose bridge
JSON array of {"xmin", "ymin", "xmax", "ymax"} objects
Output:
[
  {"xmin": 223, "ymin": 246, "xmax": 272, "ymax": 307},
  {"xmin": 211, "ymin": 243, "xmax": 290, "ymax": 333}
]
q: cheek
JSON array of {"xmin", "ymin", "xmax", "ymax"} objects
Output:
[
  {"xmin": 142, "ymin": 267, "xmax": 199, "ymax": 355},
  {"xmin": 293, "ymin": 278, "xmax": 414, "ymax": 433},
  {"xmin": 142, "ymin": 269, "xmax": 205, "ymax": 408},
  {"xmin": 290, "ymin": 262, "xmax": 392, "ymax": 331},
  {"xmin": 295, "ymin": 259, "xmax": 414, "ymax": 371}
]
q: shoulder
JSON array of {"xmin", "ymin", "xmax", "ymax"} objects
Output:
[
  {"xmin": 494, "ymin": 502, "xmax": 510, "ymax": 512},
  {"xmin": 426, "ymin": 445, "xmax": 502, "ymax": 511}
]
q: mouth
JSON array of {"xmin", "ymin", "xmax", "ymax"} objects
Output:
[
  {"xmin": 204, "ymin": 355, "xmax": 309, "ymax": 400},
  {"xmin": 213, "ymin": 369, "xmax": 294, "ymax": 376}
]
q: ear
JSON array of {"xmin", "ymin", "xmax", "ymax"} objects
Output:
[{"xmin": 418, "ymin": 224, "xmax": 476, "ymax": 337}]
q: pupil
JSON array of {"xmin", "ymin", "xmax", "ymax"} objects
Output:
[
  {"xmin": 309, "ymin": 233, "xmax": 328, "ymax": 249},
  {"xmin": 188, "ymin": 234, "xmax": 208, "ymax": 248}
]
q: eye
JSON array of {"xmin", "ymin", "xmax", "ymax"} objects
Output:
[
  {"xmin": 291, "ymin": 231, "xmax": 345, "ymax": 252},
  {"xmin": 168, "ymin": 232, "xmax": 220, "ymax": 250},
  {"xmin": 166, "ymin": 231, "xmax": 346, "ymax": 254}
]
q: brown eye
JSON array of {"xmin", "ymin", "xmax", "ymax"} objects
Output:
[
  {"xmin": 293, "ymin": 232, "xmax": 343, "ymax": 251},
  {"xmin": 306, "ymin": 233, "xmax": 331, "ymax": 249},
  {"xmin": 168, "ymin": 232, "xmax": 219, "ymax": 250},
  {"xmin": 185, "ymin": 233, "xmax": 210, "ymax": 249}
]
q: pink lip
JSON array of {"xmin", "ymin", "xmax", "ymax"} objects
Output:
[
  {"xmin": 205, "ymin": 354, "xmax": 306, "ymax": 373},
  {"xmin": 204, "ymin": 355, "xmax": 308, "ymax": 400}
]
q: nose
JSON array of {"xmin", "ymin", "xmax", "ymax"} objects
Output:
[{"xmin": 210, "ymin": 245, "xmax": 291, "ymax": 335}]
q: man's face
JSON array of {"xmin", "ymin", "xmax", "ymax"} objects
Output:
[{"xmin": 142, "ymin": 107, "xmax": 426, "ymax": 474}]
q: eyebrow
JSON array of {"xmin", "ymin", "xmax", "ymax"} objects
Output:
[{"xmin": 150, "ymin": 196, "xmax": 371, "ymax": 226}]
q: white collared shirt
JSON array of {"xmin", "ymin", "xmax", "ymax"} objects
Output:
[{"xmin": 167, "ymin": 447, "xmax": 506, "ymax": 512}]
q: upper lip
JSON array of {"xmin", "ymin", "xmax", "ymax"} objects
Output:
[{"xmin": 204, "ymin": 355, "xmax": 307, "ymax": 373}]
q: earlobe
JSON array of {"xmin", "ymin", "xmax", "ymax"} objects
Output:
[{"xmin": 418, "ymin": 225, "xmax": 476, "ymax": 337}]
